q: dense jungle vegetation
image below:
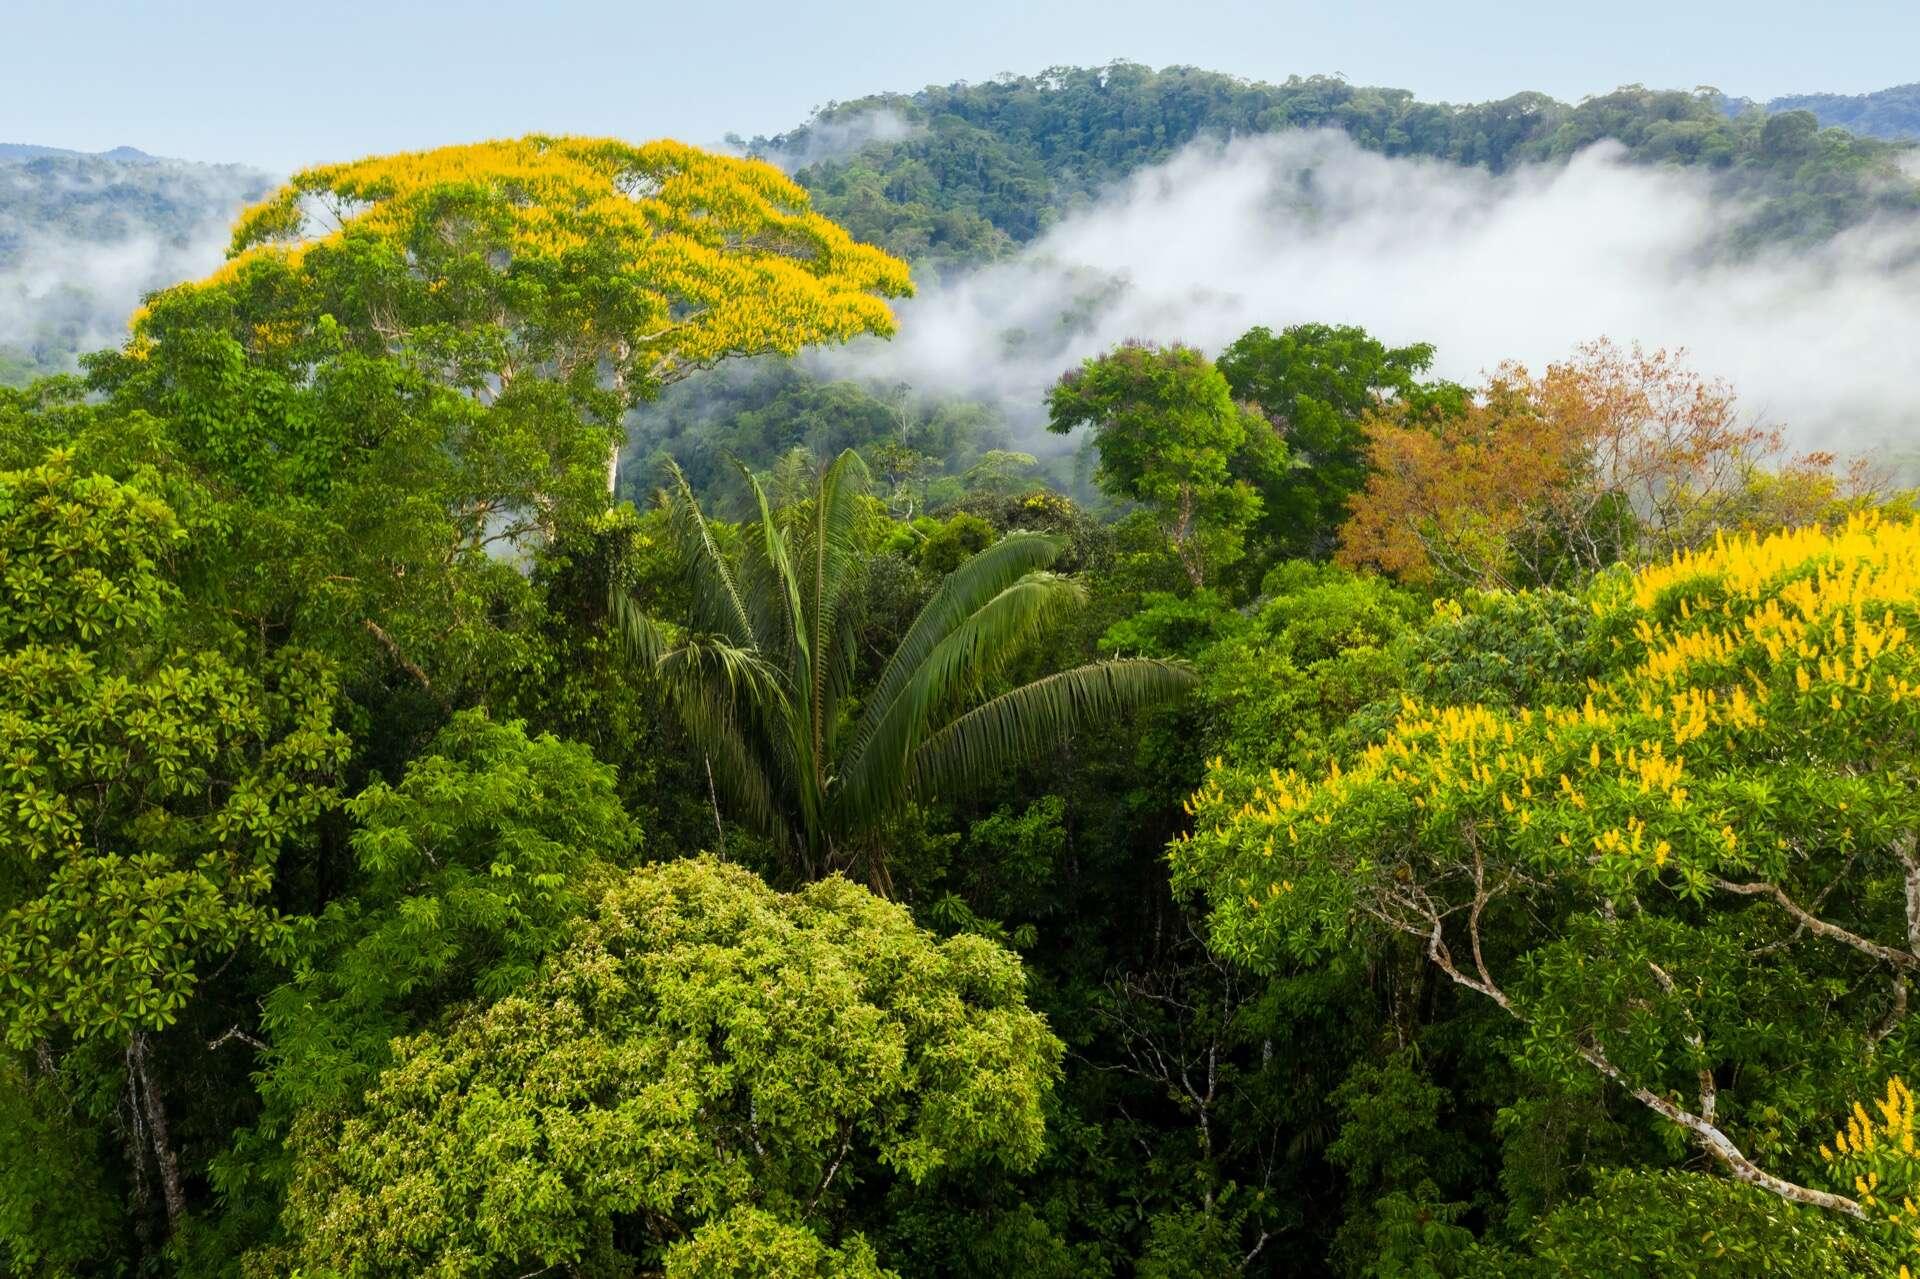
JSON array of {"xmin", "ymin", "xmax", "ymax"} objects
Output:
[{"xmin": 3, "ymin": 66, "xmax": 1920, "ymax": 1279}]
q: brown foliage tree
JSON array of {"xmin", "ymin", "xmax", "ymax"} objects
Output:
[{"xmin": 1337, "ymin": 340, "xmax": 1871, "ymax": 588}]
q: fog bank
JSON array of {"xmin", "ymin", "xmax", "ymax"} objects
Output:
[{"xmin": 813, "ymin": 130, "xmax": 1920, "ymax": 455}]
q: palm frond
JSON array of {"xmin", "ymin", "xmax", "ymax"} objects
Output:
[
  {"xmin": 805, "ymin": 450, "xmax": 871, "ymax": 771},
  {"xmin": 907, "ymin": 659, "xmax": 1196, "ymax": 800},
  {"xmin": 844, "ymin": 532, "xmax": 1063, "ymax": 764},
  {"xmin": 734, "ymin": 459, "xmax": 832, "ymax": 843},
  {"xmin": 656, "ymin": 634, "xmax": 790, "ymax": 718},
  {"xmin": 659, "ymin": 458, "xmax": 758, "ymax": 649},
  {"xmin": 663, "ymin": 676, "xmax": 790, "ymax": 853},
  {"xmin": 606, "ymin": 584, "xmax": 670, "ymax": 669},
  {"xmin": 734, "ymin": 458, "xmax": 807, "ymax": 662},
  {"xmin": 834, "ymin": 572, "xmax": 1087, "ymax": 824}
]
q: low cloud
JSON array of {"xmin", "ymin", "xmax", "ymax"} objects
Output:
[
  {"xmin": 813, "ymin": 130, "xmax": 1920, "ymax": 458},
  {"xmin": 0, "ymin": 156, "xmax": 270, "ymax": 371},
  {"xmin": 750, "ymin": 108, "xmax": 921, "ymax": 173}
]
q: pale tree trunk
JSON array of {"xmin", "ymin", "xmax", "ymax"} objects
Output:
[
  {"xmin": 128, "ymin": 1031, "xmax": 187, "ymax": 1232},
  {"xmin": 1172, "ymin": 484, "xmax": 1205, "ymax": 589},
  {"xmin": 608, "ymin": 340, "xmax": 631, "ymax": 499}
]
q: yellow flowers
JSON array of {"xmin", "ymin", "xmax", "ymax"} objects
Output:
[
  {"xmin": 1181, "ymin": 514, "xmax": 1920, "ymax": 976},
  {"xmin": 1821, "ymin": 1077, "xmax": 1920, "ymax": 1258},
  {"xmin": 148, "ymin": 135, "xmax": 913, "ymax": 380},
  {"xmin": 1842, "ymin": 1077, "xmax": 1918, "ymax": 1160}
]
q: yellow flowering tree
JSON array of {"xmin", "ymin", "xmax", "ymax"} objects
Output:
[
  {"xmin": 85, "ymin": 137, "xmax": 912, "ymax": 700},
  {"xmin": 1176, "ymin": 514, "xmax": 1920, "ymax": 1222},
  {"xmin": 186, "ymin": 136, "xmax": 910, "ymax": 488}
]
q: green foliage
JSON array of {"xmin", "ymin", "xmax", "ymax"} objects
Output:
[
  {"xmin": 1406, "ymin": 589, "xmax": 1600, "ymax": 709},
  {"xmin": 618, "ymin": 449, "xmax": 1193, "ymax": 884},
  {"xmin": 627, "ymin": 363, "xmax": 1022, "ymax": 518},
  {"xmin": 664, "ymin": 1206, "xmax": 894, "ymax": 1279},
  {"xmin": 273, "ymin": 857, "xmax": 1062, "ymax": 1277},
  {"xmin": 0, "ymin": 1054, "xmax": 127, "ymax": 1274},
  {"xmin": 920, "ymin": 510, "xmax": 997, "ymax": 576},
  {"xmin": 1101, "ymin": 589, "xmax": 1249, "ymax": 661},
  {"xmin": 0, "ymin": 455, "xmax": 346, "ymax": 1048},
  {"xmin": 1048, "ymin": 342, "xmax": 1280, "ymax": 589},
  {"xmin": 1192, "ymin": 565, "xmax": 1419, "ymax": 773},
  {"xmin": 248, "ymin": 713, "xmax": 639, "ymax": 1134},
  {"xmin": 1488, "ymin": 1169, "xmax": 1898, "ymax": 1276},
  {"xmin": 1218, "ymin": 323, "xmax": 1460, "ymax": 560}
]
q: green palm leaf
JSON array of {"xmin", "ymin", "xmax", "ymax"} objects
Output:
[
  {"xmin": 660, "ymin": 458, "xmax": 758, "ymax": 649},
  {"xmin": 834, "ymin": 571, "xmax": 1087, "ymax": 827},
  {"xmin": 844, "ymin": 531, "xmax": 1063, "ymax": 765},
  {"xmin": 908, "ymin": 659, "xmax": 1196, "ymax": 799}
]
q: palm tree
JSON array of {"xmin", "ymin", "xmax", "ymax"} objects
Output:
[{"xmin": 614, "ymin": 449, "xmax": 1194, "ymax": 888}]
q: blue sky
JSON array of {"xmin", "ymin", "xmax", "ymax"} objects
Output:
[{"xmin": 7, "ymin": 0, "xmax": 1917, "ymax": 169}]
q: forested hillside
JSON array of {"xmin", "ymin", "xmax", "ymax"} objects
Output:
[
  {"xmin": 0, "ymin": 148, "xmax": 271, "ymax": 380},
  {"xmin": 1763, "ymin": 82, "xmax": 1920, "ymax": 141},
  {"xmin": 4, "ymin": 65, "xmax": 1920, "ymax": 1279},
  {"xmin": 752, "ymin": 64, "xmax": 1917, "ymax": 266},
  {"xmin": 620, "ymin": 65, "xmax": 1920, "ymax": 513}
]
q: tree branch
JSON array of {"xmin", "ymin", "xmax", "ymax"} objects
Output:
[
  {"xmin": 1384, "ymin": 878, "xmax": 1860, "ymax": 1221},
  {"xmin": 362, "ymin": 618, "xmax": 450, "ymax": 710},
  {"xmin": 1714, "ymin": 878, "xmax": 1920, "ymax": 972}
]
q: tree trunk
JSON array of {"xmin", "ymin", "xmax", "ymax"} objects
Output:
[{"xmin": 128, "ymin": 1031, "xmax": 187, "ymax": 1232}]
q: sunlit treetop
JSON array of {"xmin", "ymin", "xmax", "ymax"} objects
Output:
[
  {"xmin": 143, "ymin": 135, "xmax": 913, "ymax": 385},
  {"xmin": 1176, "ymin": 512, "xmax": 1920, "ymax": 963}
]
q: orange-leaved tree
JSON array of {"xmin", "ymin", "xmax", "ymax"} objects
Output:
[{"xmin": 1337, "ymin": 340, "xmax": 1867, "ymax": 589}]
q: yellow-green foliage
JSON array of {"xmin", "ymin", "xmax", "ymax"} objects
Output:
[
  {"xmin": 1175, "ymin": 514, "xmax": 1920, "ymax": 964},
  {"xmin": 271, "ymin": 857, "xmax": 1062, "ymax": 1277},
  {"xmin": 0, "ymin": 456, "xmax": 347, "ymax": 1047}
]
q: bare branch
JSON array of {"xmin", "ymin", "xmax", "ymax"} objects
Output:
[
  {"xmin": 207, "ymin": 1026, "xmax": 268, "ymax": 1053},
  {"xmin": 1714, "ymin": 878, "xmax": 1920, "ymax": 972}
]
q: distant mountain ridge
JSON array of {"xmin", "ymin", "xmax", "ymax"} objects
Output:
[
  {"xmin": 0, "ymin": 142, "xmax": 158, "ymax": 164},
  {"xmin": 752, "ymin": 65, "xmax": 1918, "ymax": 270},
  {"xmin": 1761, "ymin": 83, "xmax": 1920, "ymax": 141},
  {"xmin": 0, "ymin": 149, "xmax": 273, "ymax": 382}
]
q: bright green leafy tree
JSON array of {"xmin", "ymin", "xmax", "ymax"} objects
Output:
[
  {"xmin": 222, "ymin": 712, "xmax": 642, "ymax": 1224},
  {"xmin": 0, "ymin": 454, "xmax": 346, "ymax": 1235},
  {"xmin": 270, "ymin": 856, "xmax": 1063, "ymax": 1278},
  {"xmin": 1046, "ymin": 342, "xmax": 1281, "ymax": 590},
  {"xmin": 1217, "ymin": 322, "xmax": 1462, "ymax": 559}
]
